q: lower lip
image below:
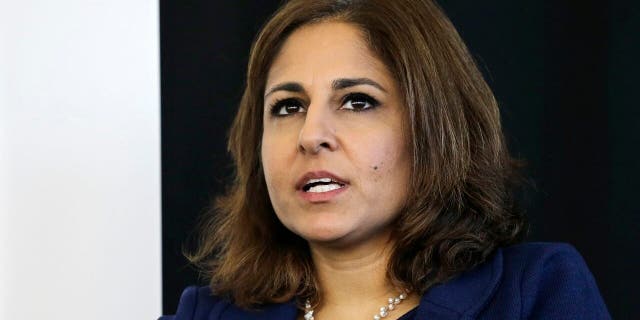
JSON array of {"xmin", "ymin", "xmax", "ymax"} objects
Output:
[{"xmin": 298, "ymin": 185, "xmax": 348, "ymax": 203}]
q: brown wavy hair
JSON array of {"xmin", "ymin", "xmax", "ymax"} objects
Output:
[{"xmin": 187, "ymin": 0, "xmax": 527, "ymax": 309}]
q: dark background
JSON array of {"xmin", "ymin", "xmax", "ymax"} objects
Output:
[{"xmin": 160, "ymin": 1, "xmax": 640, "ymax": 318}]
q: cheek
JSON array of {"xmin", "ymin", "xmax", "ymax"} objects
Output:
[
  {"xmin": 260, "ymin": 132, "xmax": 276, "ymax": 185},
  {"xmin": 261, "ymin": 131, "xmax": 295, "ymax": 195},
  {"xmin": 367, "ymin": 140, "xmax": 411, "ymax": 213},
  {"xmin": 362, "ymin": 134, "xmax": 408, "ymax": 181},
  {"xmin": 260, "ymin": 139, "xmax": 279, "ymax": 189}
]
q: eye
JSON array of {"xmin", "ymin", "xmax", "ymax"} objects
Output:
[
  {"xmin": 340, "ymin": 93, "xmax": 380, "ymax": 111},
  {"xmin": 270, "ymin": 98, "xmax": 307, "ymax": 116}
]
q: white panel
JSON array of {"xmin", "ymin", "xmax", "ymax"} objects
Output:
[{"xmin": 0, "ymin": 0, "xmax": 161, "ymax": 319}]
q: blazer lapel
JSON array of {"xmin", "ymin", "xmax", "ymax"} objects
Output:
[
  {"xmin": 212, "ymin": 300, "xmax": 298, "ymax": 320},
  {"xmin": 414, "ymin": 249, "xmax": 504, "ymax": 320}
]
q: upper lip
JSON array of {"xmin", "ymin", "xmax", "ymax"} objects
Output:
[{"xmin": 295, "ymin": 170, "xmax": 349, "ymax": 190}]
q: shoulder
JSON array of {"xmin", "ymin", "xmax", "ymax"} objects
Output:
[
  {"xmin": 499, "ymin": 241, "xmax": 594, "ymax": 285},
  {"xmin": 159, "ymin": 286, "xmax": 298, "ymax": 320},
  {"xmin": 419, "ymin": 242, "xmax": 611, "ymax": 319},
  {"xmin": 158, "ymin": 286, "xmax": 222, "ymax": 320},
  {"xmin": 502, "ymin": 241, "xmax": 585, "ymax": 268},
  {"xmin": 498, "ymin": 242, "xmax": 610, "ymax": 319}
]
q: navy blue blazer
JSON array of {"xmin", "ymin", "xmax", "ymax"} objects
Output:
[{"xmin": 160, "ymin": 242, "xmax": 610, "ymax": 319}]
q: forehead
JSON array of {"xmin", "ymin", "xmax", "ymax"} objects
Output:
[{"xmin": 265, "ymin": 21, "xmax": 394, "ymax": 90}]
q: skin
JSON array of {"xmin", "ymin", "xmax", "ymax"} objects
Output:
[{"xmin": 261, "ymin": 21, "xmax": 419, "ymax": 319}]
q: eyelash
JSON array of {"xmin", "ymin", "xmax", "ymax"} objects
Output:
[
  {"xmin": 269, "ymin": 97, "xmax": 304, "ymax": 117},
  {"xmin": 269, "ymin": 92, "xmax": 380, "ymax": 117},
  {"xmin": 341, "ymin": 93, "xmax": 380, "ymax": 111}
]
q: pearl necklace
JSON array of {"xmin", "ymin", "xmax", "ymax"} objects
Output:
[{"xmin": 304, "ymin": 292, "xmax": 408, "ymax": 320}]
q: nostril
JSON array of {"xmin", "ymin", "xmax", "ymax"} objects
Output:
[
  {"xmin": 298, "ymin": 140, "xmax": 332, "ymax": 154},
  {"xmin": 296, "ymin": 124, "xmax": 337, "ymax": 154}
]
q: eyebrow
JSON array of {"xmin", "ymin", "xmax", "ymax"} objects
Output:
[
  {"xmin": 264, "ymin": 82, "xmax": 305, "ymax": 99},
  {"xmin": 264, "ymin": 77, "xmax": 387, "ymax": 98},
  {"xmin": 332, "ymin": 78, "xmax": 386, "ymax": 92}
]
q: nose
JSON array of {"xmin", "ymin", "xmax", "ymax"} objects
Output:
[{"xmin": 297, "ymin": 104, "xmax": 338, "ymax": 154}]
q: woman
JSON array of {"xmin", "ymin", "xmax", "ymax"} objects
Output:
[{"xmin": 161, "ymin": 0, "xmax": 610, "ymax": 319}]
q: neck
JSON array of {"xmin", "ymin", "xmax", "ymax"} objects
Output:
[
  {"xmin": 307, "ymin": 231, "xmax": 419, "ymax": 319},
  {"xmin": 311, "ymin": 233, "xmax": 393, "ymax": 304}
]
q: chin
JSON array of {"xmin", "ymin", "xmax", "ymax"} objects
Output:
[{"xmin": 294, "ymin": 221, "xmax": 355, "ymax": 245}]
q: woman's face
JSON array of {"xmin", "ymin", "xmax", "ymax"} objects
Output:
[{"xmin": 261, "ymin": 21, "xmax": 410, "ymax": 247}]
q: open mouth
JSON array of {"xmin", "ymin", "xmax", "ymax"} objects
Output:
[{"xmin": 302, "ymin": 178, "xmax": 346, "ymax": 193}]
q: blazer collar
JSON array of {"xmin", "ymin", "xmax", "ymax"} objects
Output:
[
  {"xmin": 414, "ymin": 248, "xmax": 504, "ymax": 320},
  {"xmin": 210, "ymin": 300, "xmax": 298, "ymax": 320},
  {"xmin": 218, "ymin": 249, "xmax": 503, "ymax": 320}
]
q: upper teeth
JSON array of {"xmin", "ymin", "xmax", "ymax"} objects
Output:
[
  {"xmin": 303, "ymin": 177, "xmax": 344, "ymax": 193},
  {"xmin": 307, "ymin": 178, "xmax": 333, "ymax": 184},
  {"xmin": 307, "ymin": 184, "xmax": 342, "ymax": 193}
]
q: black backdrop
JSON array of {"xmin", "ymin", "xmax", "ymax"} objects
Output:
[{"xmin": 160, "ymin": 1, "xmax": 640, "ymax": 318}]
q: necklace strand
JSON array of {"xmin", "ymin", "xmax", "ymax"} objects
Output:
[{"xmin": 304, "ymin": 292, "xmax": 408, "ymax": 320}]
